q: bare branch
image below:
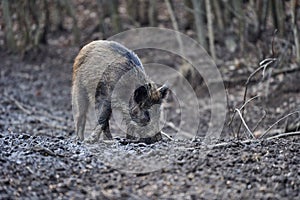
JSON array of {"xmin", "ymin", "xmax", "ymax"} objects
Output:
[
  {"xmin": 228, "ymin": 95, "xmax": 259, "ymax": 128},
  {"xmin": 247, "ymin": 58, "xmax": 277, "ymax": 85},
  {"xmin": 259, "ymin": 110, "xmax": 300, "ymax": 139},
  {"xmin": 5, "ymin": 94, "xmax": 72, "ymax": 131},
  {"xmin": 5, "ymin": 93, "xmax": 71, "ymax": 124},
  {"xmin": 163, "ymin": 121, "xmax": 193, "ymax": 138},
  {"xmin": 6, "ymin": 95, "xmax": 32, "ymax": 115},
  {"xmin": 240, "ymin": 95, "xmax": 260, "ymax": 111},
  {"xmin": 272, "ymin": 29, "xmax": 278, "ymax": 57},
  {"xmin": 235, "ymin": 108, "xmax": 255, "ymax": 139},
  {"xmin": 253, "ymin": 110, "xmax": 267, "ymax": 132},
  {"xmin": 266, "ymin": 131, "xmax": 300, "ymax": 140},
  {"xmin": 236, "ymin": 56, "xmax": 277, "ymax": 137},
  {"xmin": 161, "ymin": 131, "xmax": 174, "ymax": 141},
  {"xmin": 176, "ymin": 129, "xmax": 299, "ymax": 151}
]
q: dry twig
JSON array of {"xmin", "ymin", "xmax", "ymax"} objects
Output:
[
  {"xmin": 228, "ymin": 96, "xmax": 259, "ymax": 126},
  {"xmin": 5, "ymin": 94, "xmax": 72, "ymax": 131},
  {"xmin": 259, "ymin": 110, "xmax": 300, "ymax": 139},
  {"xmin": 266, "ymin": 131, "xmax": 300, "ymax": 140},
  {"xmin": 161, "ymin": 131, "xmax": 174, "ymax": 141},
  {"xmin": 177, "ymin": 130, "xmax": 299, "ymax": 151},
  {"xmin": 236, "ymin": 57, "xmax": 277, "ymax": 137},
  {"xmin": 5, "ymin": 93, "xmax": 71, "ymax": 124},
  {"xmin": 163, "ymin": 121, "xmax": 193, "ymax": 138},
  {"xmin": 253, "ymin": 110, "xmax": 267, "ymax": 132},
  {"xmin": 235, "ymin": 108, "xmax": 255, "ymax": 139},
  {"xmin": 6, "ymin": 95, "xmax": 32, "ymax": 115}
]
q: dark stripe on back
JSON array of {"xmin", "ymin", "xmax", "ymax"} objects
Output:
[{"xmin": 109, "ymin": 42, "xmax": 144, "ymax": 70}]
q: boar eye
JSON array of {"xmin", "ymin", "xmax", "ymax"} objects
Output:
[{"xmin": 134, "ymin": 85, "xmax": 149, "ymax": 104}]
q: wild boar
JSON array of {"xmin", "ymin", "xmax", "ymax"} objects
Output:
[{"xmin": 72, "ymin": 40, "xmax": 168, "ymax": 143}]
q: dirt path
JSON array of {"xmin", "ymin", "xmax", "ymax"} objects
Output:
[{"xmin": 0, "ymin": 49, "xmax": 299, "ymax": 199}]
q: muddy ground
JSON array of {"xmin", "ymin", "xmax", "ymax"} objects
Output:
[{"xmin": 0, "ymin": 46, "xmax": 299, "ymax": 200}]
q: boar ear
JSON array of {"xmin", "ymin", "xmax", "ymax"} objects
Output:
[
  {"xmin": 158, "ymin": 85, "xmax": 169, "ymax": 99},
  {"xmin": 134, "ymin": 85, "xmax": 149, "ymax": 104}
]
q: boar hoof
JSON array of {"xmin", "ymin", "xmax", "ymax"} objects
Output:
[
  {"xmin": 84, "ymin": 132, "xmax": 100, "ymax": 144},
  {"xmin": 76, "ymin": 135, "xmax": 84, "ymax": 141},
  {"xmin": 103, "ymin": 132, "xmax": 113, "ymax": 140}
]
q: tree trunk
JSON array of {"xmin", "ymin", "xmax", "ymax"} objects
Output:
[
  {"xmin": 212, "ymin": 0, "xmax": 224, "ymax": 31},
  {"xmin": 191, "ymin": 0, "xmax": 207, "ymax": 49},
  {"xmin": 2, "ymin": 0, "xmax": 16, "ymax": 51},
  {"xmin": 205, "ymin": 0, "xmax": 216, "ymax": 60},
  {"xmin": 233, "ymin": 0, "xmax": 245, "ymax": 53},
  {"xmin": 271, "ymin": 0, "xmax": 285, "ymax": 36},
  {"xmin": 109, "ymin": 0, "xmax": 121, "ymax": 33},
  {"xmin": 138, "ymin": 0, "xmax": 149, "ymax": 25},
  {"xmin": 126, "ymin": 0, "xmax": 138, "ymax": 22},
  {"xmin": 291, "ymin": 0, "xmax": 300, "ymax": 62},
  {"xmin": 256, "ymin": 0, "xmax": 269, "ymax": 38},
  {"xmin": 148, "ymin": 0, "xmax": 157, "ymax": 26},
  {"xmin": 61, "ymin": 0, "xmax": 80, "ymax": 44}
]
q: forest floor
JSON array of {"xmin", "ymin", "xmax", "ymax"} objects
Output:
[{"xmin": 0, "ymin": 42, "xmax": 299, "ymax": 199}]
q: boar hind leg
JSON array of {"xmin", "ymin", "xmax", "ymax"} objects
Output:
[{"xmin": 72, "ymin": 86, "xmax": 88, "ymax": 141}]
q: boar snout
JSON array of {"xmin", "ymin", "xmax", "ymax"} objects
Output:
[
  {"xmin": 129, "ymin": 83, "xmax": 169, "ymax": 128},
  {"xmin": 140, "ymin": 110, "xmax": 150, "ymax": 126},
  {"xmin": 129, "ymin": 107, "xmax": 151, "ymax": 126}
]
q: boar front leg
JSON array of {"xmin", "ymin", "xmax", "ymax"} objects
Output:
[
  {"xmin": 85, "ymin": 99, "xmax": 112, "ymax": 143},
  {"xmin": 97, "ymin": 99, "xmax": 113, "ymax": 140}
]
